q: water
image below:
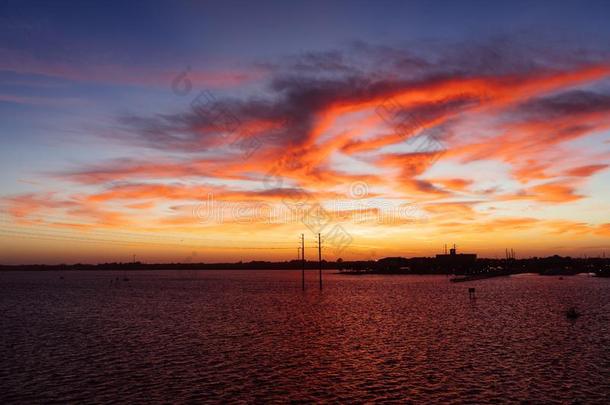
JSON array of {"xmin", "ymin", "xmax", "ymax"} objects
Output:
[{"xmin": 1, "ymin": 270, "xmax": 608, "ymax": 403}]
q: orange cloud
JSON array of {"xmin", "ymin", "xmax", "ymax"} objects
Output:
[
  {"xmin": 431, "ymin": 178, "xmax": 474, "ymax": 191},
  {"xmin": 564, "ymin": 164, "xmax": 608, "ymax": 177},
  {"xmin": 527, "ymin": 182, "xmax": 583, "ymax": 203},
  {"xmin": 595, "ymin": 223, "xmax": 610, "ymax": 236}
]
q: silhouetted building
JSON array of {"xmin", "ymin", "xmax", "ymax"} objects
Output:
[
  {"xmin": 375, "ymin": 257, "xmax": 410, "ymax": 273},
  {"xmin": 436, "ymin": 246, "xmax": 477, "ymax": 274}
]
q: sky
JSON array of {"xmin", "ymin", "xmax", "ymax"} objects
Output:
[{"xmin": 1, "ymin": 0, "xmax": 610, "ymax": 264}]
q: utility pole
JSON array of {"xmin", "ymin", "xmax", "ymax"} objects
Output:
[
  {"xmin": 318, "ymin": 233, "xmax": 322, "ymax": 290},
  {"xmin": 301, "ymin": 233, "xmax": 305, "ymax": 291}
]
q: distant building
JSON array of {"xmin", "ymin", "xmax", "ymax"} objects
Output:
[
  {"xmin": 436, "ymin": 246, "xmax": 477, "ymax": 273},
  {"xmin": 376, "ymin": 257, "xmax": 410, "ymax": 273}
]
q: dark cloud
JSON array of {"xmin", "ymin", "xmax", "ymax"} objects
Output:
[
  {"xmin": 515, "ymin": 90, "xmax": 610, "ymax": 119},
  {"xmin": 110, "ymin": 41, "xmax": 609, "ymax": 182},
  {"xmin": 113, "ymin": 43, "xmax": 510, "ymax": 154}
]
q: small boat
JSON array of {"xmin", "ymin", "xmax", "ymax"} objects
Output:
[
  {"xmin": 338, "ymin": 268, "xmax": 373, "ymax": 275},
  {"xmin": 450, "ymin": 270, "xmax": 510, "ymax": 282}
]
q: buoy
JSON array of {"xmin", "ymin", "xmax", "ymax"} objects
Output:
[{"xmin": 565, "ymin": 307, "xmax": 580, "ymax": 320}]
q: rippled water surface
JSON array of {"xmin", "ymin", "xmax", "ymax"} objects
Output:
[{"xmin": 1, "ymin": 270, "xmax": 609, "ymax": 403}]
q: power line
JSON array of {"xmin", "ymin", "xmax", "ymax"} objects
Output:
[
  {"xmin": 0, "ymin": 219, "xmax": 305, "ymax": 247},
  {"xmin": 318, "ymin": 232, "xmax": 322, "ymax": 289},
  {"xmin": 0, "ymin": 218, "xmax": 299, "ymax": 245},
  {"xmin": 0, "ymin": 229, "xmax": 303, "ymax": 250},
  {"xmin": 301, "ymin": 233, "xmax": 305, "ymax": 290}
]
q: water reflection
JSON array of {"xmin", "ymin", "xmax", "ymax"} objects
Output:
[{"xmin": 0, "ymin": 271, "xmax": 608, "ymax": 402}]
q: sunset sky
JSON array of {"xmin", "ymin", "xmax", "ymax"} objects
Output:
[{"xmin": 1, "ymin": 0, "xmax": 610, "ymax": 264}]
